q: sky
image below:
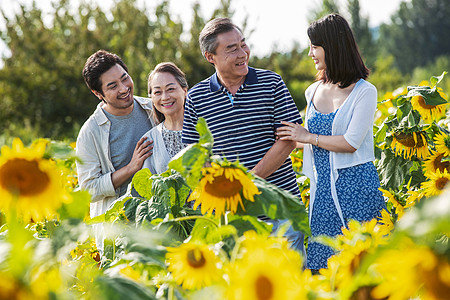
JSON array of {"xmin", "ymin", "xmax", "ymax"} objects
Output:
[{"xmin": 0, "ymin": 0, "xmax": 408, "ymax": 58}]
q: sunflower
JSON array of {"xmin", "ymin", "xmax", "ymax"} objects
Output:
[
  {"xmin": 434, "ymin": 132, "xmax": 450, "ymax": 156},
  {"xmin": 390, "ymin": 130, "xmax": 430, "ymax": 160},
  {"xmin": 411, "ymin": 95, "xmax": 447, "ymax": 122},
  {"xmin": 423, "ymin": 150, "xmax": 450, "ymax": 177},
  {"xmin": 239, "ymin": 230, "xmax": 302, "ymax": 266},
  {"xmin": 320, "ymin": 220, "xmax": 387, "ymax": 300},
  {"xmin": 290, "ymin": 148, "xmax": 303, "ymax": 173},
  {"xmin": 166, "ymin": 242, "xmax": 222, "ymax": 290},
  {"xmin": 188, "ymin": 162, "xmax": 260, "ymax": 217},
  {"xmin": 379, "ymin": 188, "xmax": 404, "ymax": 219},
  {"xmin": 404, "ymin": 189, "xmax": 424, "ymax": 209},
  {"xmin": 377, "ymin": 209, "xmax": 394, "ymax": 236},
  {"xmin": 371, "ymin": 239, "xmax": 447, "ymax": 300},
  {"xmin": 227, "ymin": 237, "xmax": 302, "ymax": 300},
  {"xmin": 300, "ymin": 188, "xmax": 310, "ymax": 208},
  {"xmin": 421, "ymin": 168, "xmax": 450, "ymax": 197},
  {"xmin": 0, "ymin": 138, "xmax": 69, "ymax": 221}
]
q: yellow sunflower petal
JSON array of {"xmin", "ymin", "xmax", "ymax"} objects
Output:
[{"xmin": 0, "ymin": 138, "xmax": 70, "ymax": 221}]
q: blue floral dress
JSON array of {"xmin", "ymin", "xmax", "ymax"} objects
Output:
[{"xmin": 306, "ymin": 104, "xmax": 386, "ymax": 270}]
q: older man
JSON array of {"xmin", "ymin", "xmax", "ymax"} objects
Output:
[{"xmin": 182, "ymin": 18, "xmax": 304, "ymax": 251}]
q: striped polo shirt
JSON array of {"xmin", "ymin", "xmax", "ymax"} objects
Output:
[{"xmin": 182, "ymin": 67, "xmax": 302, "ymax": 197}]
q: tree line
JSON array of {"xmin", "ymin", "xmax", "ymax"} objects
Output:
[{"xmin": 0, "ymin": 0, "xmax": 449, "ymax": 141}]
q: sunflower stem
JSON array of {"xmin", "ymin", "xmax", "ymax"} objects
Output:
[
  {"xmin": 168, "ymin": 285, "xmax": 174, "ymax": 300},
  {"xmin": 172, "ymin": 215, "xmax": 219, "ymax": 228}
]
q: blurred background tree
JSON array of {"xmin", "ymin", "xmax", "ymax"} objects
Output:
[{"xmin": 0, "ymin": 0, "xmax": 449, "ymax": 142}]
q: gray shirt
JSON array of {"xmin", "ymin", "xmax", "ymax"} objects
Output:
[{"xmin": 102, "ymin": 100, "xmax": 152, "ymax": 196}]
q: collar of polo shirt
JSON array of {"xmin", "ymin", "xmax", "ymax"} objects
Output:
[{"xmin": 210, "ymin": 67, "xmax": 259, "ymax": 92}]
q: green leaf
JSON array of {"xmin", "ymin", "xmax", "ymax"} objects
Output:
[
  {"xmin": 378, "ymin": 149, "xmax": 414, "ymax": 189},
  {"xmin": 135, "ymin": 199, "xmax": 171, "ymax": 226},
  {"xmin": 151, "ymin": 171, "xmax": 190, "ymax": 209},
  {"xmin": 93, "ymin": 276, "xmax": 156, "ymax": 300},
  {"xmin": 132, "ymin": 169, "xmax": 154, "ymax": 199},
  {"xmin": 206, "ymin": 225, "xmax": 238, "ymax": 244},
  {"xmin": 124, "ymin": 198, "xmax": 144, "ymax": 223},
  {"xmin": 407, "ymin": 110, "xmax": 417, "ymax": 127},
  {"xmin": 374, "ymin": 124, "xmax": 387, "ymax": 144},
  {"xmin": 168, "ymin": 117, "xmax": 214, "ymax": 189},
  {"xmin": 236, "ymin": 177, "xmax": 310, "ymax": 236},
  {"xmin": 86, "ymin": 214, "xmax": 105, "ymax": 225},
  {"xmin": 105, "ymin": 197, "xmax": 130, "ymax": 223},
  {"xmin": 397, "ymin": 100, "xmax": 412, "ymax": 125},
  {"xmin": 227, "ymin": 214, "xmax": 272, "ymax": 236},
  {"xmin": 196, "ymin": 117, "xmax": 214, "ymax": 144},
  {"xmin": 190, "ymin": 217, "xmax": 220, "ymax": 243},
  {"xmin": 168, "ymin": 144, "xmax": 210, "ymax": 188},
  {"xmin": 430, "ymin": 71, "xmax": 447, "ymax": 87},
  {"xmin": 43, "ymin": 140, "xmax": 76, "ymax": 160},
  {"xmin": 58, "ymin": 190, "xmax": 91, "ymax": 220},
  {"xmin": 406, "ymin": 86, "xmax": 447, "ymax": 106}
]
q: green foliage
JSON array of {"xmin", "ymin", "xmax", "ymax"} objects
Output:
[
  {"xmin": 168, "ymin": 117, "xmax": 213, "ymax": 188},
  {"xmin": 91, "ymin": 276, "xmax": 157, "ymax": 300},
  {"xmin": 308, "ymin": 0, "xmax": 340, "ymax": 23},
  {"xmin": 377, "ymin": 0, "xmax": 450, "ymax": 74},
  {"xmin": 236, "ymin": 177, "xmax": 310, "ymax": 236},
  {"xmin": 374, "ymin": 72, "xmax": 449, "ymax": 193}
]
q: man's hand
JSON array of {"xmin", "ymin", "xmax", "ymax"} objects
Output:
[
  {"xmin": 111, "ymin": 137, "xmax": 154, "ymax": 189},
  {"xmin": 128, "ymin": 136, "xmax": 154, "ymax": 174}
]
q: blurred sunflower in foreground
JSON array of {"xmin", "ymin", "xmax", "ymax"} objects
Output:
[
  {"xmin": 227, "ymin": 231, "xmax": 304, "ymax": 300},
  {"xmin": 0, "ymin": 138, "xmax": 70, "ymax": 221},
  {"xmin": 188, "ymin": 162, "xmax": 260, "ymax": 217}
]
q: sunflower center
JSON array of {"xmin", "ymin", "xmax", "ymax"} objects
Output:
[
  {"xmin": 255, "ymin": 275, "xmax": 274, "ymax": 300},
  {"xmin": 416, "ymin": 95, "xmax": 436, "ymax": 109},
  {"xmin": 435, "ymin": 177, "xmax": 449, "ymax": 191},
  {"xmin": 0, "ymin": 159, "xmax": 50, "ymax": 197},
  {"xmin": 186, "ymin": 249, "xmax": 206, "ymax": 268},
  {"xmin": 395, "ymin": 132, "xmax": 425, "ymax": 147},
  {"xmin": 433, "ymin": 153, "xmax": 450, "ymax": 172},
  {"xmin": 204, "ymin": 174, "xmax": 243, "ymax": 198}
]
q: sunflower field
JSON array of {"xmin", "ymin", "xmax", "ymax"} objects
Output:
[{"xmin": 0, "ymin": 72, "xmax": 449, "ymax": 300}]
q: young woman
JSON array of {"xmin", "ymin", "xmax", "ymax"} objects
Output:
[
  {"xmin": 277, "ymin": 14, "xmax": 387, "ymax": 270},
  {"xmin": 141, "ymin": 62, "xmax": 188, "ymax": 174}
]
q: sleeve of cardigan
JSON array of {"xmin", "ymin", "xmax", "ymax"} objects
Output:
[{"xmin": 343, "ymin": 84, "xmax": 377, "ymax": 149}]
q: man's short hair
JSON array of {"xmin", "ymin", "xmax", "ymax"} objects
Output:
[
  {"xmin": 82, "ymin": 50, "xmax": 129, "ymax": 96},
  {"xmin": 199, "ymin": 18, "xmax": 242, "ymax": 58}
]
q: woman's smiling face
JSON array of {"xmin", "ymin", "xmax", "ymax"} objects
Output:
[{"xmin": 149, "ymin": 72, "xmax": 187, "ymax": 118}]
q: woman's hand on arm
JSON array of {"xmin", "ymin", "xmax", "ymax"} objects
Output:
[{"xmin": 277, "ymin": 121, "xmax": 356, "ymax": 153}]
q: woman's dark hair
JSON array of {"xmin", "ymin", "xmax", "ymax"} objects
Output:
[
  {"xmin": 307, "ymin": 13, "xmax": 369, "ymax": 88},
  {"xmin": 82, "ymin": 50, "xmax": 128, "ymax": 96},
  {"xmin": 148, "ymin": 62, "xmax": 188, "ymax": 124}
]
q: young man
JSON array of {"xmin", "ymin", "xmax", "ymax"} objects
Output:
[
  {"xmin": 182, "ymin": 18, "xmax": 304, "ymax": 251},
  {"xmin": 76, "ymin": 50, "xmax": 154, "ymax": 250}
]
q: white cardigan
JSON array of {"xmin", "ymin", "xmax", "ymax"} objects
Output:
[
  {"xmin": 302, "ymin": 79, "xmax": 378, "ymax": 227},
  {"xmin": 141, "ymin": 123, "xmax": 173, "ymax": 174}
]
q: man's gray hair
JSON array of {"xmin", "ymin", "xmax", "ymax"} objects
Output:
[{"xmin": 199, "ymin": 17, "xmax": 242, "ymax": 58}]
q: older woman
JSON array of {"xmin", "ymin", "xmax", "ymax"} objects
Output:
[{"xmin": 141, "ymin": 62, "xmax": 188, "ymax": 174}]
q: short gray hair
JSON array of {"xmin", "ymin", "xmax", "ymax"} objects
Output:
[{"xmin": 199, "ymin": 18, "xmax": 242, "ymax": 58}]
